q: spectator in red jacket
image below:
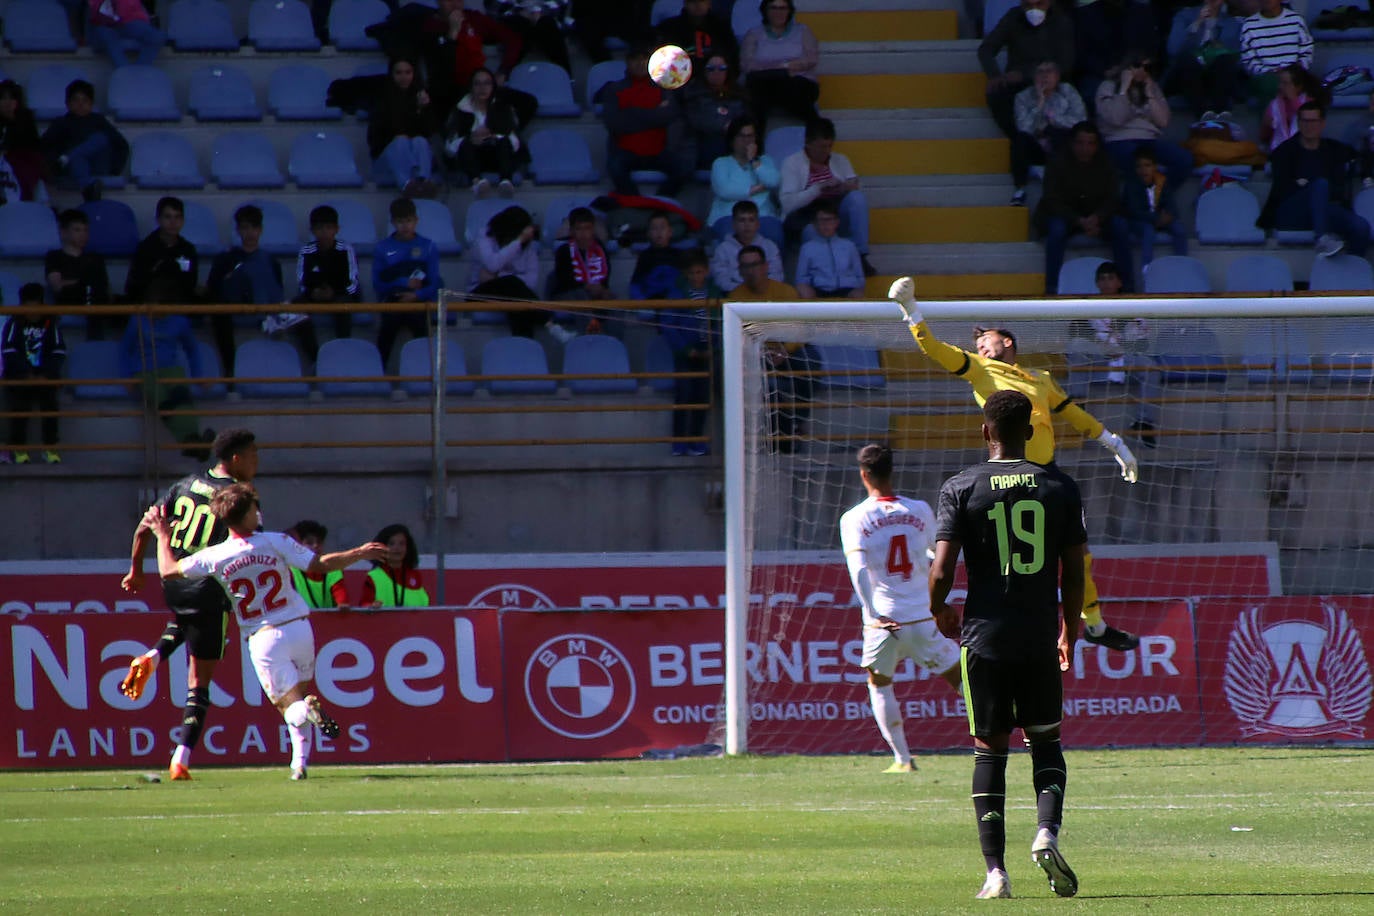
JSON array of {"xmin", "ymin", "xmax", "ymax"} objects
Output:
[
  {"xmin": 600, "ymin": 41, "xmax": 694, "ymax": 198},
  {"xmin": 423, "ymin": 0, "xmax": 524, "ymax": 115}
]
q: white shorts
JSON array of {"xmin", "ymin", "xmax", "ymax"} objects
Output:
[
  {"xmin": 247, "ymin": 617, "xmax": 316, "ymax": 704},
  {"xmin": 861, "ymin": 618, "xmax": 960, "ymax": 679}
]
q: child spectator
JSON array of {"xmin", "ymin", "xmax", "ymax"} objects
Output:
[
  {"xmin": 657, "ymin": 0, "xmax": 739, "ymax": 80},
  {"xmin": 1259, "ymin": 63, "xmax": 1322, "ymax": 154},
  {"xmin": 374, "ymin": 198, "xmax": 442, "ymax": 365},
  {"xmin": 39, "ymin": 80, "xmax": 129, "ymax": 201},
  {"xmin": 1239, "ymin": 0, "xmax": 1313, "ymax": 101},
  {"xmin": 795, "ymin": 201, "xmax": 866, "ymax": 299},
  {"xmin": 208, "ymin": 205, "xmax": 294, "ymax": 374},
  {"xmin": 711, "ymin": 200, "xmax": 784, "ymax": 291},
  {"xmin": 369, "ymin": 57, "xmax": 440, "ymax": 199},
  {"xmin": 739, "ymin": 0, "xmax": 819, "ymax": 132},
  {"xmin": 708, "ymin": 116, "xmax": 780, "ymax": 228},
  {"xmin": 1095, "ymin": 52, "xmax": 1195, "ymax": 187},
  {"xmin": 549, "ymin": 206, "xmax": 612, "ymax": 303},
  {"xmin": 686, "ymin": 54, "xmax": 753, "ymax": 168},
  {"xmin": 469, "ymin": 204, "xmax": 558, "ymax": 339},
  {"xmin": 87, "ymin": 0, "xmax": 165, "ymax": 68},
  {"xmin": 600, "ymin": 40, "xmax": 693, "ymax": 197},
  {"xmin": 1, "ymin": 283, "xmax": 66, "ymax": 466},
  {"xmin": 628, "ymin": 212, "xmax": 683, "ymax": 301},
  {"xmin": 0, "ymin": 81, "xmax": 45, "ymax": 201},
  {"xmin": 1122, "ymin": 146, "xmax": 1188, "ymax": 267},
  {"xmin": 1010, "ymin": 61, "xmax": 1084, "ymax": 206},
  {"xmin": 286, "ymin": 520, "xmax": 351, "ymax": 610},
  {"xmin": 779, "ymin": 118, "xmax": 874, "ymax": 275},
  {"xmin": 295, "ymin": 205, "xmax": 362, "ymax": 344},
  {"xmin": 1163, "ymin": 0, "xmax": 1245, "ymax": 120},
  {"xmin": 45, "ymin": 209, "xmax": 112, "ymax": 340},
  {"xmin": 487, "ymin": 0, "xmax": 574, "ymax": 74},
  {"xmin": 442, "ymin": 67, "xmax": 525, "ymax": 198},
  {"xmin": 663, "ymin": 249, "xmax": 721, "ymax": 457},
  {"xmin": 126, "ymin": 196, "xmax": 198, "ymax": 306},
  {"xmin": 361, "ymin": 523, "xmax": 431, "ymax": 607}
]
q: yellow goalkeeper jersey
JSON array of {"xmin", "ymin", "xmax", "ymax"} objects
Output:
[{"xmin": 910, "ymin": 321, "xmax": 1104, "ymax": 465}]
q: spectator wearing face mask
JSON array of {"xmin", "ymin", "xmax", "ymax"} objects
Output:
[{"xmin": 977, "ymin": 0, "xmax": 1074, "ymax": 144}]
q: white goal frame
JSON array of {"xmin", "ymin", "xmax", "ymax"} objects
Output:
[{"xmin": 721, "ymin": 294, "xmax": 1374, "ymax": 755}]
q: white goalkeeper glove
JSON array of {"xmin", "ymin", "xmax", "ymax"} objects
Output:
[
  {"xmin": 887, "ymin": 276, "xmax": 924, "ymax": 326},
  {"xmin": 1097, "ymin": 429, "xmax": 1139, "ymax": 484}
]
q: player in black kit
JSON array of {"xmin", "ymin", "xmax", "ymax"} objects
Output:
[
  {"xmin": 119, "ymin": 428, "xmax": 259, "ymax": 781},
  {"xmin": 929, "ymin": 390, "xmax": 1085, "ymax": 901}
]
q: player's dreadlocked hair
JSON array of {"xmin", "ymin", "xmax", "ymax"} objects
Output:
[
  {"xmin": 857, "ymin": 443, "xmax": 893, "ymax": 479},
  {"xmin": 983, "ymin": 389, "xmax": 1032, "ymax": 444}
]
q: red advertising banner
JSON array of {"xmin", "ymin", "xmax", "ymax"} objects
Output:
[{"xmin": 1194, "ymin": 597, "xmax": 1374, "ymax": 744}]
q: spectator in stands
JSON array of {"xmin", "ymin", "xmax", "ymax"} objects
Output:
[
  {"xmin": 469, "ymin": 204, "xmax": 575, "ymax": 342},
  {"xmin": 442, "ymin": 67, "xmax": 525, "ymax": 198},
  {"xmin": 709, "ymin": 116, "xmax": 780, "ymax": 228},
  {"xmin": 550, "ymin": 206, "xmax": 614, "ymax": 305},
  {"xmin": 711, "ymin": 200, "xmax": 784, "ymax": 291},
  {"xmin": 1258, "ymin": 101, "xmax": 1368, "ymax": 259},
  {"xmin": 295, "ymin": 205, "xmax": 362, "ymax": 344},
  {"xmin": 779, "ymin": 118, "xmax": 875, "ymax": 276},
  {"xmin": 485, "ymin": 0, "xmax": 573, "ymax": 73},
  {"xmin": 87, "ymin": 0, "xmax": 165, "ymax": 68},
  {"xmin": 1087, "ymin": 261, "xmax": 1158, "ymax": 444},
  {"xmin": 1122, "ymin": 146, "xmax": 1188, "ymax": 267},
  {"xmin": 664, "ymin": 248, "xmax": 720, "ymax": 457},
  {"xmin": 739, "ymin": 0, "xmax": 819, "ymax": 133},
  {"xmin": 361, "ymin": 523, "xmax": 431, "ymax": 607},
  {"xmin": 658, "ymin": 0, "xmax": 739, "ymax": 79},
  {"xmin": 1239, "ymin": 0, "xmax": 1313, "ymax": 102},
  {"xmin": 374, "ymin": 197, "xmax": 442, "ymax": 365},
  {"xmin": 370, "ymin": 58, "xmax": 441, "ymax": 199},
  {"xmin": 45, "ymin": 209, "xmax": 112, "ymax": 340},
  {"xmin": 977, "ymin": 0, "xmax": 1074, "ymax": 143},
  {"xmin": 1010, "ymin": 60, "xmax": 1085, "ymax": 206},
  {"xmin": 0, "ymin": 81, "xmax": 45, "ymax": 201},
  {"xmin": 208, "ymin": 205, "xmax": 299, "ymax": 375},
  {"xmin": 40, "ymin": 80, "xmax": 129, "ymax": 202},
  {"xmin": 1074, "ymin": 0, "xmax": 1157, "ymax": 106},
  {"xmin": 571, "ymin": 0, "xmax": 653, "ymax": 64},
  {"xmin": 126, "ymin": 196, "xmax": 199, "ymax": 306},
  {"xmin": 795, "ymin": 201, "xmax": 866, "ymax": 299},
  {"xmin": 1163, "ymin": 0, "xmax": 1246, "ymax": 120},
  {"xmin": 629, "ymin": 212, "xmax": 684, "ymax": 300},
  {"xmin": 601, "ymin": 40, "xmax": 694, "ymax": 197},
  {"xmin": 423, "ymin": 0, "xmax": 524, "ymax": 116},
  {"xmin": 1034, "ymin": 121, "xmax": 1134, "ymax": 296},
  {"xmin": 1, "ymin": 283, "xmax": 66, "ymax": 466},
  {"xmin": 285, "ymin": 520, "xmax": 351, "ymax": 610},
  {"xmin": 686, "ymin": 53, "xmax": 753, "ymax": 168},
  {"xmin": 732, "ymin": 245, "xmax": 809, "ymax": 452},
  {"xmin": 1259, "ymin": 63, "xmax": 1323, "ymax": 154},
  {"xmin": 120, "ymin": 275, "xmax": 216, "ymax": 460},
  {"xmin": 730, "ymin": 243, "xmax": 796, "ymax": 300},
  {"xmin": 1095, "ymin": 53, "xmax": 1195, "ymax": 187}
]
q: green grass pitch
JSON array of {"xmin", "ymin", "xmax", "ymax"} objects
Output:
[{"xmin": 2, "ymin": 747, "xmax": 1371, "ymax": 914}]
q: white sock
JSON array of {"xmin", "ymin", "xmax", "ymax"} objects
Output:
[
  {"xmin": 283, "ymin": 699, "xmax": 310, "ymax": 728},
  {"xmin": 868, "ymin": 682, "xmax": 910, "ymax": 764},
  {"xmin": 139, "ymin": 649, "xmax": 160, "ymax": 668},
  {"xmin": 288, "ymin": 722, "xmax": 311, "ymax": 770},
  {"xmin": 171, "ymin": 745, "xmax": 191, "ymax": 768}
]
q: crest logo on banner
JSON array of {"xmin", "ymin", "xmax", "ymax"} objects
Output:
[
  {"xmin": 1223, "ymin": 603, "xmax": 1373, "ymax": 737},
  {"xmin": 524, "ymin": 634, "xmax": 636, "ymax": 739},
  {"xmin": 468, "ymin": 584, "xmax": 558, "ymax": 611}
]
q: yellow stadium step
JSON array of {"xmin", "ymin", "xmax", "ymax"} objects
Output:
[
  {"xmin": 871, "ymin": 206, "xmax": 1027, "ymax": 244},
  {"xmin": 819, "ymin": 73, "xmax": 986, "ymax": 109},
  {"xmin": 865, "ymin": 273, "xmax": 1045, "ymax": 299},
  {"xmin": 841, "ymin": 139, "xmax": 1008, "ymax": 176},
  {"xmin": 801, "ymin": 10, "xmax": 958, "ymax": 42}
]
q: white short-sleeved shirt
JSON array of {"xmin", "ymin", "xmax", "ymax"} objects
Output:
[
  {"xmin": 839, "ymin": 494, "xmax": 937, "ymax": 625},
  {"xmin": 178, "ymin": 530, "xmax": 317, "ymax": 635}
]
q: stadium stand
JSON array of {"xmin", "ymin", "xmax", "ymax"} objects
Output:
[
  {"xmin": 1056, "ymin": 256, "xmax": 1109, "ymax": 296},
  {"xmin": 527, "ymin": 129, "xmax": 601, "ymax": 185},
  {"xmin": 507, "ymin": 62, "xmax": 581, "ymax": 118},
  {"xmin": 481, "ymin": 336, "xmax": 557, "ymax": 395},
  {"xmin": 79, "ymin": 200, "xmax": 141, "ymax": 258},
  {"xmin": 4, "ymin": 0, "xmax": 78, "ymax": 53},
  {"xmin": 323, "ymin": 197, "xmax": 380, "ymax": 255},
  {"xmin": 130, "ymin": 132, "xmax": 208, "ymax": 190},
  {"xmin": 413, "ymin": 199, "xmax": 462, "ymax": 256},
  {"xmin": 23, "ymin": 64, "xmax": 91, "ymax": 120},
  {"xmin": 563, "ymin": 335, "xmax": 637, "ymax": 394},
  {"xmin": 268, "ymin": 64, "xmax": 342, "ymax": 121},
  {"xmin": 398, "ymin": 336, "xmax": 475, "ymax": 397},
  {"xmin": 328, "ymin": 0, "xmax": 389, "ymax": 52},
  {"xmin": 289, "ymin": 131, "xmax": 366, "ymax": 188},
  {"xmin": 180, "ymin": 200, "xmax": 227, "ymax": 256},
  {"xmin": 167, "ymin": 0, "xmax": 243, "ymax": 52},
  {"xmin": 0, "ymin": 203, "xmax": 60, "ymax": 257},
  {"xmin": 108, "ymin": 66, "xmax": 181, "ymax": 122},
  {"xmin": 211, "ymin": 131, "xmax": 286, "ymax": 189},
  {"xmin": 188, "ymin": 65, "xmax": 263, "ymax": 122},
  {"xmin": 247, "ymin": 0, "xmax": 321, "ymax": 52},
  {"xmin": 65, "ymin": 341, "xmax": 130, "ymax": 400},
  {"xmin": 1143, "ymin": 256, "xmax": 1212, "ymax": 295},
  {"xmin": 316, "ymin": 338, "xmax": 392, "ymax": 397},
  {"xmin": 1223, "ymin": 254, "xmax": 1294, "ymax": 294},
  {"xmin": 233, "ymin": 338, "xmax": 311, "ymax": 397}
]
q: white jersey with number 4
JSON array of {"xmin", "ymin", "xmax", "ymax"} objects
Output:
[
  {"xmin": 839, "ymin": 495, "xmax": 936, "ymax": 625},
  {"xmin": 178, "ymin": 531, "xmax": 317, "ymax": 635}
]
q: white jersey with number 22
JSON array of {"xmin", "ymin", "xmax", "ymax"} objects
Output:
[
  {"xmin": 839, "ymin": 495, "xmax": 936, "ymax": 625},
  {"xmin": 178, "ymin": 531, "xmax": 317, "ymax": 635}
]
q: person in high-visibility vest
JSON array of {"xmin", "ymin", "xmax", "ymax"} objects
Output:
[
  {"xmin": 286, "ymin": 520, "xmax": 350, "ymax": 610},
  {"xmin": 360, "ymin": 523, "xmax": 431, "ymax": 608}
]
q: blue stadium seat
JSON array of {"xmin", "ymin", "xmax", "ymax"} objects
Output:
[
  {"xmin": 539, "ymin": 194, "xmax": 593, "ymax": 248},
  {"xmin": 316, "ymin": 338, "xmax": 391, "ymax": 397},
  {"xmin": 464, "ymin": 198, "xmax": 515, "ymax": 246},
  {"xmin": 177, "ymin": 341, "xmax": 228, "ymax": 399},
  {"xmin": 399, "ymin": 336, "xmax": 476, "ymax": 397},
  {"xmin": 167, "ymin": 0, "xmax": 241, "ymax": 51},
  {"xmin": 289, "ymin": 131, "xmax": 364, "ymax": 188},
  {"xmin": 130, "ymin": 132, "xmax": 207, "ymax": 189},
  {"xmin": 188, "ymin": 65, "xmax": 262, "ymax": 122},
  {"xmin": 233, "ymin": 339, "xmax": 310, "ymax": 397},
  {"xmin": 507, "ymin": 62, "xmax": 580, "ymax": 117},
  {"xmin": 267, "ymin": 64, "xmax": 342, "ymax": 121},
  {"xmin": 69, "ymin": 341, "xmax": 133, "ymax": 400},
  {"xmin": 1056, "ymin": 256, "xmax": 1108, "ymax": 296},
  {"xmin": 1153, "ymin": 326, "xmax": 1227, "ymax": 384},
  {"xmin": 1354, "ymin": 187, "xmax": 1374, "ymax": 230},
  {"xmin": 764, "ymin": 125, "xmax": 805, "ymax": 165},
  {"xmin": 108, "ymin": 66, "xmax": 180, "ymax": 122},
  {"xmin": 481, "ymin": 336, "xmax": 557, "ymax": 394},
  {"xmin": 564, "ymin": 335, "xmax": 637, "ymax": 394},
  {"xmin": 248, "ymin": 0, "xmax": 321, "ymax": 51},
  {"xmin": 181, "ymin": 200, "xmax": 225, "ymax": 256},
  {"xmin": 527, "ymin": 129, "xmax": 601, "ymax": 185},
  {"xmin": 4, "ymin": 0, "xmax": 77, "ymax": 52},
  {"xmin": 79, "ymin": 200, "xmax": 141, "ymax": 258},
  {"xmin": 414, "ymin": 198, "xmax": 462, "ymax": 255},
  {"xmin": 23, "ymin": 64, "xmax": 90, "ymax": 120},
  {"xmin": 643, "ymin": 333, "xmax": 676, "ymax": 393},
  {"xmin": 1195, "ymin": 184, "xmax": 1265, "ymax": 245},
  {"xmin": 321, "ymin": 197, "xmax": 378, "ymax": 255},
  {"xmin": 585, "ymin": 59, "xmax": 625, "ymax": 113},
  {"xmin": 211, "ymin": 131, "xmax": 285, "ymax": 189},
  {"xmin": 814, "ymin": 344, "xmax": 885, "ymax": 390},
  {"xmin": 982, "ymin": 0, "xmax": 1019, "ymax": 35},
  {"xmin": 0, "ymin": 203, "xmax": 60, "ymax": 257},
  {"xmin": 1224, "ymin": 254, "xmax": 1293, "ymax": 293},
  {"xmin": 0, "ymin": 270, "xmax": 29, "ymax": 305},
  {"xmin": 731, "ymin": 1, "xmax": 762, "ymax": 38},
  {"xmin": 649, "ymin": 0, "xmax": 679, "ymax": 26},
  {"xmin": 240, "ymin": 198, "xmax": 300, "ymax": 255},
  {"xmin": 1309, "ymin": 253, "xmax": 1374, "ymax": 291},
  {"xmin": 1143, "ymin": 255, "xmax": 1211, "ymax": 294},
  {"xmin": 328, "ymin": 0, "xmax": 388, "ymax": 50}
]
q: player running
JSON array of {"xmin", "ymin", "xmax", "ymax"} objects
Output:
[
  {"xmin": 839, "ymin": 443, "xmax": 960, "ymax": 774},
  {"xmin": 888, "ymin": 276, "xmax": 1140, "ymax": 652},
  {"xmin": 145, "ymin": 483, "xmax": 387, "ymax": 779},
  {"xmin": 118, "ymin": 428, "xmax": 259, "ymax": 781}
]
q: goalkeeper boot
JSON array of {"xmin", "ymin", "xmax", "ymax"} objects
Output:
[
  {"xmin": 168, "ymin": 762, "xmax": 192, "ymax": 781},
  {"xmin": 120, "ymin": 654, "xmax": 157, "ymax": 700},
  {"xmin": 883, "ymin": 760, "xmax": 917, "ymax": 774},
  {"xmin": 304, "ymin": 695, "xmax": 341, "ymax": 739},
  {"xmin": 1084, "ymin": 624, "xmax": 1139, "ymax": 651},
  {"xmin": 1032, "ymin": 828, "xmax": 1078, "ymax": 898},
  {"xmin": 976, "ymin": 868, "xmax": 1011, "ymax": 899}
]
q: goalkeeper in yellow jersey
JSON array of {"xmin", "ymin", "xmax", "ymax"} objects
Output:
[{"xmin": 888, "ymin": 276, "xmax": 1140, "ymax": 651}]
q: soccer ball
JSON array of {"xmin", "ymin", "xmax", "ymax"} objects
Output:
[{"xmin": 649, "ymin": 45, "xmax": 693, "ymax": 90}]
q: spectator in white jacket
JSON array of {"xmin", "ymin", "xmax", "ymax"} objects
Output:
[{"xmin": 779, "ymin": 117, "xmax": 874, "ymax": 276}]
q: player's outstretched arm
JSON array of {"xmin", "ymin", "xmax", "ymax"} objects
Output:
[
  {"xmin": 887, "ymin": 277, "xmax": 924, "ymax": 326},
  {"xmin": 887, "ymin": 276, "xmax": 974, "ymax": 376},
  {"xmin": 141, "ymin": 506, "xmax": 183, "ymax": 580},
  {"xmin": 1096, "ymin": 428, "xmax": 1139, "ymax": 483},
  {"xmin": 313, "ymin": 541, "xmax": 389, "ymax": 575}
]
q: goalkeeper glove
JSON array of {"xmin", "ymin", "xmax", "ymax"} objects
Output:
[
  {"xmin": 1097, "ymin": 429, "xmax": 1139, "ymax": 484},
  {"xmin": 887, "ymin": 276, "xmax": 924, "ymax": 326}
]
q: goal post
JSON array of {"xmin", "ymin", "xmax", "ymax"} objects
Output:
[{"xmin": 721, "ymin": 294, "xmax": 1374, "ymax": 756}]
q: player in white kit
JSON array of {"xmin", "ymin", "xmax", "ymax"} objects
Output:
[
  {"xmin": 145, "ymin": 483, "xmax": 387, "ymax": 779},
  {"xmin": 839, "ymin": 444, "xmax": 961, "ymax": 773}
]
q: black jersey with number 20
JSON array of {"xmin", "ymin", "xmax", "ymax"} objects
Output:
[
  {"xmin": 935, "ymin": 459, "xmax": 1086, "ymax": 659},
  {"xmin": 158, "ymin": 468, "xmax": 236, "ymax": 613}
]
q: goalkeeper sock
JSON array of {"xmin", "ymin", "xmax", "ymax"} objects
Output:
[
  {"xmin": 868, "ymin": 682, "xmax": 910, "ymax": 764},
  {"xmin": 153, "ymin": 621, "xmax": 185, "ymax": 662},
  {"xmin": 972, "ymin": 748, "xmax": 1009, "ymax": 872},
  {"xmin": 1028, "ymin": 736, "xmax": 1068, "ymax": 834}
]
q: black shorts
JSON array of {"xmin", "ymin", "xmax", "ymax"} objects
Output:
[
  {"xmin": 960, "ymin": 646, "xmax": 1063, "ymax": 739},
  {"xmin": 162, "ymin": 579, "xmax": 229, "ymax": 661}
]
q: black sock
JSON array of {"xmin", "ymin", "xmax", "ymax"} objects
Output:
[
  {"xmin": 1029, "ymin": 737, "xmax": 1067, "ymax": 834},
  {"xmin": 973, "ymin": 748, "xmax": 1009, "ymax": 871},
  {"xmin": 154, "ymin": 621, "xmax": 185, "ymax": 662},
  {"xmin": 175, "ymin": 686, "xmax": 210, "ymax": 749}
]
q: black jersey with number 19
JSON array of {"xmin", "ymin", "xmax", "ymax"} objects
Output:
[
  {"xmin": 158, "ymin": 468, "xmax": 236, "ymax": 613},
  {"xmin": 935, "ymin": 459, "xmax": 1086, "ymax": 659}
]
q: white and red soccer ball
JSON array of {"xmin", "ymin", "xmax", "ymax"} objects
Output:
[{"xmin": 649, "ymin": 45, "xmax": 693, "ymax": 90}]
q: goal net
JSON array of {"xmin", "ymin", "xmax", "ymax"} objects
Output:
[{"xmin": 720, "ymin": 296, "xmax": 1374, "ymax": 756}]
